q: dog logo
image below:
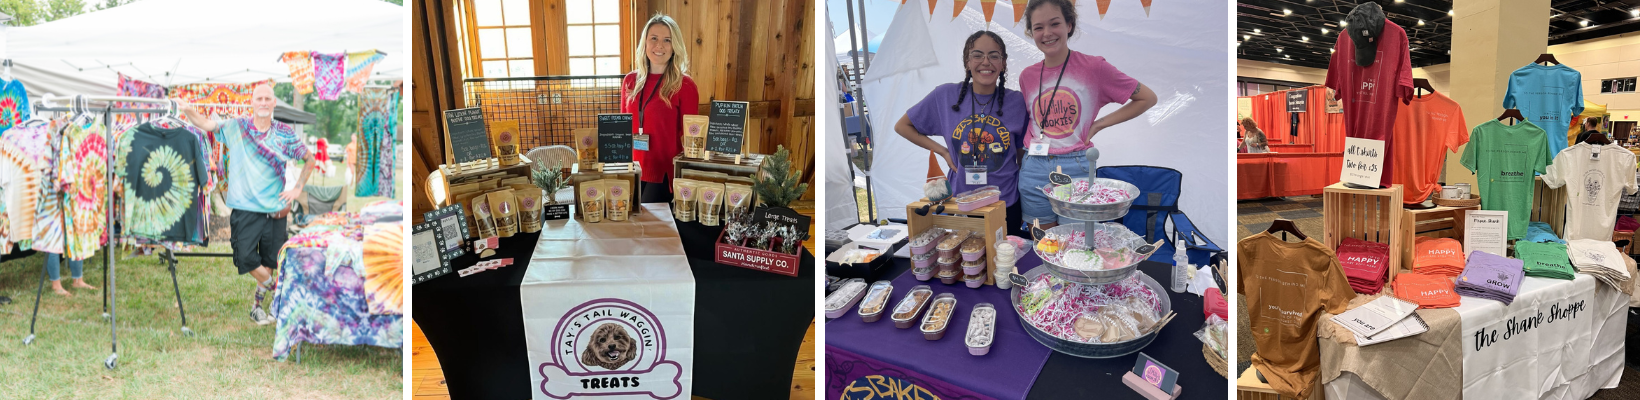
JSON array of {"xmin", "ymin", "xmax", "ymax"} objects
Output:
[{"xmin": 538, "ymin": 298, "xmax": 683, "ymax": 399}]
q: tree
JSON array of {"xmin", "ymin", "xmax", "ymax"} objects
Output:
[
  {"xmin": 42, "ymin": 0, "xmax": 82, "ymax": 20},
  {"xmin": 91, "ymin": 0, "xmax": 131, "ymax": 11},
  {"xmin": 0, "ymin": 0, "xmax": 43, "ymax": 26}
]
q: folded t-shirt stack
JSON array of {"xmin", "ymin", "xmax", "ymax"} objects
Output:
[
  {"xmin": 1455, "ymin": 251, "xmax": 1524, "ymax": 305},
  {"xmin": 1567, "ymin": 239, "xmax": 1632, "ymax": 290},
  {"xmin": 1525, "ymin": 221, "xmax": 1566, "ymax": 244},
  {"xmin": 1413, "ymin": 237, "xmax": 1466, "ymax": 277},
  {"xmin": 1338, "ymin": 237, "xmax": 1391, "ymax": 294},
  {"xmin": 1515, "ymin": 241, "xmax": 1576, "ymax": 280},
  {"xmin": 1392, "ymin": 272, "xmax": 1461, "ymax": 308}
]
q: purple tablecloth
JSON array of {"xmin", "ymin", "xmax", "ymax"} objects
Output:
[{"xmin": 826, "ymin": 252, "xmax": 1055, "ymax": 400}]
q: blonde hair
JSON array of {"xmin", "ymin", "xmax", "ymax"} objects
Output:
[
  {"xmin": 1241, "ymin": 118, "xmax": 1268, "ymax": 149},
  {"xmin": 629, "ymin": 14, "xmax": 689, "ymax": 108}
]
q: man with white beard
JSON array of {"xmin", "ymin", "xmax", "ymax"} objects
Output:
[{"xmin": 180, "ymin": 84, "xmax": 315, "ymax": 325}]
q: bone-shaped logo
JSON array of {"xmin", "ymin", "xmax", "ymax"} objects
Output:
[{"xmin": 538, "ymin": 361, "xmax": 683, "ymax": 399}]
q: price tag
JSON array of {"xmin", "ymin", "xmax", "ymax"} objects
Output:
[{"xmin": 1340, "ymin": 137, "xmax": 1385, "ymax": 187}]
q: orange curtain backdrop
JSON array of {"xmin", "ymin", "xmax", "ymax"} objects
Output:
[{"xmin": 1238, "ymin": 85, "xmax": 1346, "ymax": 152}]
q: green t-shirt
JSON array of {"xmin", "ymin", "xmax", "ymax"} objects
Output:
[
  {"xmin": 1514, "ymin": 241, "xmax": 1575, "ymax": 280},
  {"xmin": 1460, "ymin": 120, "xmax": 1551, "ymax": 239}
]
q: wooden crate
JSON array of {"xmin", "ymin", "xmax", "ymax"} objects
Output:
[
  {"xmin": 1531, "ymin": 176, "xmax": 1568, "ymax": 236},
  {"xmin": 673, "ymin": 153, "xmax": 766, "ymax": 183},
  {"xmin": 905, "ymin": 199, "xmax": 1006, "ymax": 285},
  {"xmin": 1236, "ymin": 367, "xmax": 1323, "ymax": 400},
  {"xmin": 1323, "ymin": 183, "xmax": 1403, "ymax": 282},
  {"xmin": 569, "ymin": 163, "xmax": 643, "ymax": 222},
  {"xmin": 1398, "ymin": 204, "xmax": 1478, "ymax": 274}
]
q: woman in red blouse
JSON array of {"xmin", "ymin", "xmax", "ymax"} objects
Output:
[{"xmin": 621, "ymin": 13, "xmax": 700, "ymax": 203}]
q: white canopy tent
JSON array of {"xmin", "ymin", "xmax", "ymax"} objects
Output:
[
  {"xmin": 839, "ymin": 0, "xmax": 1229, "ymax": 244},
  {"xmin": 4, "ymin": 0, "xmax": 403, "ymax": 97}
]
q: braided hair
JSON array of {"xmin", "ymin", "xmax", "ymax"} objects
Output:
[{"xmin": 951, "ymin": 30, "xmax": 1009, "ymax": 116}]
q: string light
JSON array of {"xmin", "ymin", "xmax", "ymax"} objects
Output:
[
  {"xmin": 1301, "ymin": 36, "xmax": 1309, "ymax": 42},
  {"xmin": 1321, "ymin": 28, "xmax": 1330, "ymax": 34},
  {"xmin": 1283, "ymin": 9, "xmax": 1292, "ymax": 16}
]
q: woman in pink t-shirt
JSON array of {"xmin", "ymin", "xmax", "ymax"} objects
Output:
[{"xmin": 1017, "ymin": 0, "xmax": 1157, "ymax": 228}]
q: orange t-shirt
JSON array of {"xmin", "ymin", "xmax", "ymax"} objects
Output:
[
  {"xmin": 1238, "ymin": 232, "xmax": 1356, "ymax": 399},
  {"xmin": 1390, "ymin": 92, "xmax": 1469, "ymax": 204},
  {"xmin": 1413, "ymin": 236, "xmax": 1466, "ymax": 277}
]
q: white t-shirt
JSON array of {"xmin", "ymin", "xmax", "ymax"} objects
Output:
[{"xmin": 1543, "ymin": 142, "xmax": 1638, "ymax": 241}]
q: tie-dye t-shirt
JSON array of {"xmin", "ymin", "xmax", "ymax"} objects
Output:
[
  {"xmin": 61, "ymin": 121, "xmax": 109, "ymax": 261},
  {"xmin": 217, "ymin": 118, "xmax": 307, "ymax": 214},
  {"xmin": 0, "ymin": 79, "xmax": 31, "ymax": 135},
  {"xmin": 1018, "ymin": 51, "xmax": 1139, "ymax": 155}
]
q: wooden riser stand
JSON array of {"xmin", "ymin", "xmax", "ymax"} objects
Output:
[
  {"xmin": 1398, "ymin": 204, "xmax": 1478, "ymax": 273},
  {"xmin": 1322, "ymin": 183, "xmax": 1404, "ymax": 283},
  {"xmin": 905, "ymin": 199, "xmax": 1007, "ymax": 285},
  {"xmin": 569, "ymin": 162, "xmax": 643, "ymax": 222}
]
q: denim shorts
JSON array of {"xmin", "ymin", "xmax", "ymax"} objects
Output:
[{"xmin": 1019, "ymin": 153, "xmax": 1091, "ymax": 225}]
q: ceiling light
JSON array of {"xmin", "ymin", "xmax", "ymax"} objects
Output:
[
  {"xmin": 1341, "ymin": 20, "xmax": 1348, "ymax": 27},
  {"xmin": 1302, "ymin": 36, "xmax": 1310, "ymax": 42},
  {"xmin": 1236, "ymin": 42, "xmax": 1241, "ymax": 46},
  {"xmin": 1254, "ymin": 28, "xmax": 1261, "ymax": 34},
  {"xmin": 1632, "ymin": 9, "xmax": 1639, "ymax": 17},
  {"xmin": 1417, "ymin": 19, "xmax": 1425, "ymax": 26},
  {"xmin": 1582, "ymin": 19, "xmax": 1591, "ymax": 27},
  {"xmin": 1330, "ymin": 48, "xmax": 1336, "ymax": 53},
  {"xmin": 1244, "ymin": 34, "xmax": 1251, "ymax": 40},
  {"xmin": 1449, "ymin": 9, "xmax": 1455, "ymax": 16},
  {"xmin": 1394, "ymin": 0, "xmax": 1404, "ymax": 2},
  {"xmin": 1283, "ymin": 9, "xmax": 1292, "ymax": 15},
  {"xmin": 1276, "ymin": 47, "xmax": 1283, "ymax": 53},
  {"xmin": 1321, "ymin": 28, "xmax": 1330, "ymax": 34}
]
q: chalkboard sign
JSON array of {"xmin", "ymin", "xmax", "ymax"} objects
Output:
[
  {"xmin": 597, "ymin": 113, "xmax": 633, "ymax": 163},
  {"xmin": 444, "ymin": 107, "xmax": 492, "ymax": 164},
  {"xmin": 707, "ymin": 101, "xmax": 748, "ymax": 154},
  {"xmin": 1286, "ymin": 90, "xmax": 1307, "ymax": 113},
  {"xmin": 751, "ymin": 206, "xmax": 812, "ymax": 235}
]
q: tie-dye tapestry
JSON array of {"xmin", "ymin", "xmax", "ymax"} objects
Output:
[
  {"xmin": 170, "ymin": 81, "xmax": 267, "ymax": 118},
  {"xmin": 115, "ymin": 73, "xmax": 166, "ymax": 129},
  {"xmin": 313, "ymin": 52, "xmax": 346, "ymax": 101},
  {"xmin": 354, "ymin": 86, "xmax": 393, "ymax": 197},
  {"xmin": 281, "ymin": 51, "xmax": 316, "ymax": 95},
  {"xmin": 344, "ymin": 51, "xmax": 386, "ymax": 94}
]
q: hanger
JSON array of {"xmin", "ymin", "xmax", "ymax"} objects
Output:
[
  {"xmin": 1534, "ymin": 53, "xmax": 1560, "ymax": 65},
  {"xmin": 1412, "ymin": 78, "xmax": 1435, "ymax": 98},
  {"xmin": 1266, "ymin": 219, "xmax": 1307, "ymax": 241},
  {"xmin": 155, "ymin": 99, "xmax": 187, "ymax": 128},
  {"xmin": 1497, "ymin": 108, "xmax": 1525, "ymax": 125},
  {"xmin": 1586, "ymin": 131, "xmax": 1610, "ymax": 145}
]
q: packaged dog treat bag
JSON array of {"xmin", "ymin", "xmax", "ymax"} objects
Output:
[
  {"xmin": 492, "ymin": 120, "xmax": 521, "ymax": 166},
  {"xmin": 682, "ymin": 115, "xmax": 709, "ymax": 159},
  {"xmin": 574, "ymin": 127, "xmax": 598, "ymax": 165},
  {"xmin": 520, "ymin": 227, "xmax": 694, "ymax": 399},
  {"xmin": 607, "ymin": 179, "xmax": 632, "ymax": 222},
  {"xmin": 471, "ymin": 195, "xmax": 498, "ymax": 238},
  {"xmin": 515, "ymin": 188, "xmax": 544, "ymax": 233},
  {"xmin": 697, "ymin": 182, "xmax": 726, "ymax": 226},
  {"xmin": 723, "ymin": 183, "xmax": 754, "ymax": 223},
  {"xmin": 580, "ymin": 180, "xmax": 606, "ymax": 223},
  {"xmin": 673, "ymin": 179, "xmax": 698, "ymax": 222},
  {"xmin": 489, "ymin": 190, "xmax": 519, "ymax": 237}
]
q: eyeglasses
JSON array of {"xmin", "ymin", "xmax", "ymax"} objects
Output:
[{"xmin": 968, "ymin": 51, "xmax": 1005, "ymax": 63}]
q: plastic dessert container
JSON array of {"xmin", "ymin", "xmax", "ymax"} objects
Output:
[
  {"xmin": 920, "ymin": 293, "xmax": 958, "ymax": 340},
  {"xmin": 823, "ymin": 278, "xmax": 867, "ymax": 319},
  {"xmin": 965, "ymin": 303, "xmax": 997, "ymax": 355},
  {"xmin": 856, "ymin": 281, "xmax": 895, "ymax": 323},
  {"xmin": 890, "ymin": 286, "xmax": 934, "ymax": 329}
]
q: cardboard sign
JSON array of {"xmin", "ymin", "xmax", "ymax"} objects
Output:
[
  {"xmin": 1340, "ymin": 137, "xmax": 1385, "ymax": 187},
  {"xmin": 1465, "ymin": 210, "xmax": 1508, "ymax": 258},
  {"xmin": 1286, "ymin": 89, "xmax": 1307, "ymax": 113},
  {"xmin": 1236, "ymin": 97, "xmax": 1253, "ymax": 120},
  {"xmin": 597, "ymin": 114, "xmax": 634, "ymax": 164},
  {"xmin": 444, "ymin": 107, "xmax": 492, "ymax": 164},
  {"xmin": 411, "ymin": 221, "xmax": 449, "ymax": 285},
  {"xmin": 423, "ymin": 204, "xmax": 470, "ymax": 262},
  {"xmin": 706, "ymin": 101, "xmax": 748, "ymax": 154}
]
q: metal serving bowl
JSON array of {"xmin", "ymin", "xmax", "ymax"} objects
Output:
[
  {"xmin": 1032, "ymin": 223, "xmax": 1147, "ymax": 285},
  {"xmin": 1043, "ymin": 178, "xmax": 1140, "ymax": 222},
  {"xmin": 1009, "ymin": 267, "xmax": 1171, "ymax": 358}
]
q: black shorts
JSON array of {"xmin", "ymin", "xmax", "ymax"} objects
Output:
[{"xmin": 230, "ymin": 209, "xmax": 288, "ymax": 275}]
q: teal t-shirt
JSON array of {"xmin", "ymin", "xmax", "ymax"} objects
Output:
[
  {"xmin": 216, "ymin": 118, "xmax": 307, "ymax": 213},
  {"xmin": 1503, "ymin": 63, "xmax": 1583, "ymax": 156},
  {"xmin": 1460, "ymin": 120, "xmax": 1551, "ymax": 240}
]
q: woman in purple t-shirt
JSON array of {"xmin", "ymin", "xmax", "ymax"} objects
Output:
[
  {"xmin": 895, "ymin": 30, "xmax": 1030, "ymax": 237},
  {"xmin": 1018, "ymin": 0, "xmax": 1158, "ymax": 228}
]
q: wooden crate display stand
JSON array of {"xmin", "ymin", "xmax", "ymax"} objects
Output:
[
  {"xmin": 1397, "ymin": 204, "xmax": 1478, "ymax": 273},
  {"xmin": 1323, "ymin": 183, "xmax": 1404, "ymax": 283},
  {"xmin": 1235, "ymin": 366, "xmax": 1322, "ymax": 400},
  {"xmin": 905, "ymin": 199, "xmax": 1006, "ymax": 285},
  {"xmin": 1531, "ymin": 176, "xmax": 1568, "ymax": 237},
  {"xmin": 569, "ymin": 163, "xmax": 643, "ymax": 222}
]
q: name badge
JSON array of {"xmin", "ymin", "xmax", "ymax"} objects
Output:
[
  {"xmin": 965, "ymin": 165, "xmax": 988, "ymax": 185},
  {"xmin": 634, "ymin": 134, "xmax": 651, "ymax": 152},
  {"xmin": 1028, "ymin": 141, "xmax": 1049, "ymax": 156}
]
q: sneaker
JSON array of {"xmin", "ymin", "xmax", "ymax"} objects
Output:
[{"xmin": 250, "ymin": 305, "xmax": 274, "ymax": 325}]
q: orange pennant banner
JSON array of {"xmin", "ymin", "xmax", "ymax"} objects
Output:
[
  {"xmin": 953, "ymin": 0, "xmax": 968, "ymax": 19},
  {"xmin": 1013, "ymin": 0, "xmax": 1027, "ymax": 24},
  {"xmin": 982, "ymin": 0, "xmax": 996, "ymax": 23}
]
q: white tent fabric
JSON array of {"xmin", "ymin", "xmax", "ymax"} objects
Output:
[
  {"xmin": 824, "ymin": 23, "xmax": 860, "ymax": 229},
  {"xmin": 6, "ymin": 0, "xmax": 402, "ymax": 93},
  {"xmin": 858, "ymin": 0, "xmax": 1229, "ymax": 244}
]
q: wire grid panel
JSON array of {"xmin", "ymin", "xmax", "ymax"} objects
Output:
[{"xmin": 463, "ymin": 75, "xmax": 625, "ymax": 150}]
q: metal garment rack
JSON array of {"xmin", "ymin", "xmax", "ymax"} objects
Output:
[{"xmin": 23, "ymin": 94, "xmax": 240, "ymax": 369}]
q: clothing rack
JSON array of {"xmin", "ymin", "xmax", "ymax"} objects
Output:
[{"xmin": 25, "ymin": 94, "xmax": 213, "ymax": 370}]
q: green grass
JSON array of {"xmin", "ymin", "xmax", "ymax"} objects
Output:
[{"xmin": 0, "ymin": 245, "xmax": 402, "ymax": 399}]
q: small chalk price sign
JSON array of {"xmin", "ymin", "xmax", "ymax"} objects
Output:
[
  {"xmin": 1340, "ymin": 137, "xmax": 1385, "ymax": 187},
  {"xmin": 597, "ymin": 114, "xmax": 634, "ymax": 163},
  {"xmin": 752, "ymin": 206, "xmax": 813, "ymax": 234},
  {"xmin": 706, "ymin": 101, "xmax": 748, "ymax": 154},
  {"xmin": 444, "ymin": 107, "xmax": 492, "ymax": 164}
]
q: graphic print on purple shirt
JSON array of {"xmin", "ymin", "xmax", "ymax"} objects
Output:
[{"xmin": 905, "ymin": 83, "xmax": 1028, "ymax": 205}]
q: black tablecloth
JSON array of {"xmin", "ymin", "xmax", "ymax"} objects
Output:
[
  {"xmin": 841, "ymin": 257, "xmax": 1229, "ymax": 399},
  {"xmin": 413, "ymin": 217, "xmax": 814, "ymax": 400}
]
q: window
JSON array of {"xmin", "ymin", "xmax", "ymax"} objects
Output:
[
  {"xmin": 1601, "ymin": 77, "xmax": 1636, "ymax": 94},
  {"xmin": 566, "ymin": 0, "xmax": 622, "ymax": 76},
  {"xmin": 462, "ymin": 0, "xmax": 535, "ymax": 78}
]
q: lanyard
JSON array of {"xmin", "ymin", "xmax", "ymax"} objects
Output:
[
  {"xmin": 635, "ymin": 76, "xmax": 663, "ymax": 129},
  {"xmin": 967, "ymin": 83, "xmax": 997, "ymax": 167},
  {"xmin": 1033, "ymin": 57, "xmax": 1070, "ymax": 141}
]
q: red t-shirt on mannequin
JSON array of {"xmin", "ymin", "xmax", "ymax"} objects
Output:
[{"xmin": 620, "ymin": 72, "xmax": 699, "ymax": 188}]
